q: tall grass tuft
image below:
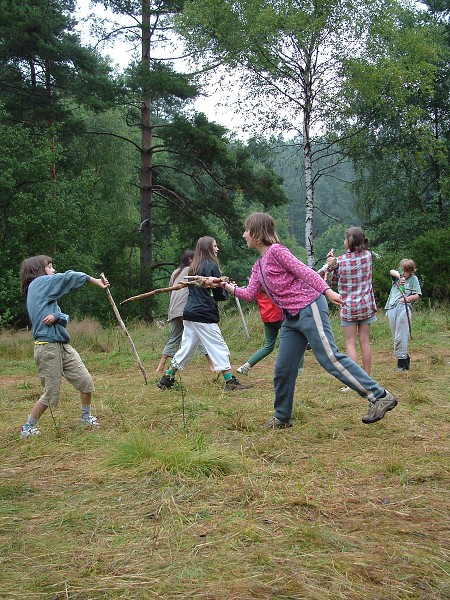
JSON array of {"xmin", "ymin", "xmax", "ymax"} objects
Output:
[{"xmin": 108, "ymin": 431, "xmax": 242, "ymax": 477}]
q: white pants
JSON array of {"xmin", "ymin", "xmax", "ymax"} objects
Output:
[{"xmin": 171, "ymin": 321, "xmax": 231, "ymax": 372}]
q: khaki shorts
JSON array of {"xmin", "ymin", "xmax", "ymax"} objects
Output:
[{"xmin": 34, "ymin": 343, "xmax": 94, "ymax": 407}]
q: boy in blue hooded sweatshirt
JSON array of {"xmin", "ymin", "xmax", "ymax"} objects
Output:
[{"xmin": 19, "ymin": 255, "xmax": 109, "ymax": 439}]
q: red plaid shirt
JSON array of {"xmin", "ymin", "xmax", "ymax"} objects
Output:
[{"xmin": 331, "ymin": 250, "xmax": 377, "ymax": 321}]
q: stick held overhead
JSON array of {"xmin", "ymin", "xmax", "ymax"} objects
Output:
[{"xmin": 100, "ymin": 273, "xmax": 148, "ymax": 385}]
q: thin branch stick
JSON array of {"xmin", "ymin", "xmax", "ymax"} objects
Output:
[
  {"xmin": 120, "ymin": 283, "xmax": 189, "ymax": 305},
  {"xmin": 100, "ymin": 273, "xmax": 148, "ymax": 385},
  {"xmin": 234, "ymin": 296, "xmax": 250, "ymax": 339},
  {"xmin": 120, "ymin": 277, "xmax": 228, "ymax": 305},
  {"xmin": 390, "ymin": 270, "xmax": 412, "ymax": 339}
]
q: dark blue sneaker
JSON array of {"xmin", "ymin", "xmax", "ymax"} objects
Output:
[{"xmin": 157, "ymin": 374, "xmax": 175, "ymax": 389}]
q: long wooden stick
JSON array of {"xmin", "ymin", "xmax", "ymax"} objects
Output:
[
  {"xmin": 390, "ymin": 270, "xmax": 412, "ymax": 339},
  {"xmin": 120, "ymin": 277, "xmax": 228, "ymax": 305},
  {"xmin": 234, "ymin": 296, "xmax": 250, "ymax": 339},
  {"xmin": 100, "ymin": 273, "xmax": 148, "ymax": 385},
  {"xmin": 120, "ymin": 283, "xmax": 189, "ymax": 305}
]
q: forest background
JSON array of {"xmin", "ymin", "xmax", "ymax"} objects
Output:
[{"xmin": 0, "ymin": 0, "xmax": 449, "ymax": 329}]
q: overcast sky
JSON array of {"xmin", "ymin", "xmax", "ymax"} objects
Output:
[{"xmin": 74, "ymin": 0, "xmax": 247, "ymax": 138}]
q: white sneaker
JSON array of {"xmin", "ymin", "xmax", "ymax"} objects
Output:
[
  {"xmin": 340, "ymin": 386, "xmax": 351, "ymax": 392},
  {"xmin": 237, "ymin": 364, "xmax": 250, "ymax": 375},
  {"xmin": 20, "ymin": 425, "xmax": 41, "ymax": 439},
  {"xmin": 81, "ymin": 415, "xmax": 100, "ymax": 428}
]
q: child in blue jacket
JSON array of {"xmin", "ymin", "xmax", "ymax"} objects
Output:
[{"xmin": 19, "ymin": 255, "xmax": 109, "ymax": 438}]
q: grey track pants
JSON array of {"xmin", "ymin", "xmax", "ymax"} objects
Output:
[{"xmin": 273, "ymin": 294, "xmax": 386, "ymax": 421}]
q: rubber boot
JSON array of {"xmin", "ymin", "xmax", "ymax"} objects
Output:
[
  {"xmin": 406, "ymin": 355, "xmax": 410, "ymax": 370},
  {"xmin": 397, "ymin": 358, "xmax": 408, "ymax": 371}
]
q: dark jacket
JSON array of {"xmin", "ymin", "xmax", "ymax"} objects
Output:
[{"xmin": 183, "ymin": 260, "xmax": 228, "ymax": 323}]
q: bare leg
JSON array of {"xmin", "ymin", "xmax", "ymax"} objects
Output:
[
  {"xmin": 343, "ymin": 325, "xmax": 358, "ymax": 364},
  {"xmin": 30, "ymin": 400, "xmax": 48, "ymax": 421},
  {"xmin": 206, "ymin": 354, "xmax": 215, "ymax": 372},
  {"xmin": 155, "ymin": 354, "xmax": 170, "ymax": 373},
  {"xmin": 358, "ymin": 323, "xmax": 372, "ymax": 375}
]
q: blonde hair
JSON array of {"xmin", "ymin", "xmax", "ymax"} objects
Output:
[
  {"xmin": 244, "ymin": 213, "xmax": 280, "ymax": 246},
  {"xmin": 400, "ymin": 259, "xmax": 416, "ymax": 274}
]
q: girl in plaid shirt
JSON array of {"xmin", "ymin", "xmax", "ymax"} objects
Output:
[{"xmin": 326, "ymin": 228, "xmax": 377, "ymax": 380}]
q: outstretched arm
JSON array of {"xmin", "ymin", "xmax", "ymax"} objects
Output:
[{"xmin": 325, "ymin": 288, "xmax": 344, "ymax": 307}]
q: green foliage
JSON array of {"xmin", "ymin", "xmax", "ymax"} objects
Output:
[
  {"xmin": 371, "ymin": 248, "xmax": 407, "ymax": 306},
  {"xmin": 178, "ymin": 0, "xmax": 390, "ymax": 266},
  {"xmin": 271, "ymin": 140, "xmax": 359, "ymax": 248},
  {"xmin": 124, "ymin": 59, "xmax": 198, "ymax": 108},
  {"xmin": 0, "ymin": 0, "xmax": 119, "ymax": 128},
  {"xmin": 338, "ymin": 2, "xmax": 449, "ymax": 247},
  {"xmin": 313, "ymin": 224, "xmax": 348, "ymax": 269},
  {"xmin": 1, "ymin": 0, "xmax": 447, "ymax": 326},
  {"xmin": 408, "ymin": 227, "xmax": 450, "ymax": 301}
]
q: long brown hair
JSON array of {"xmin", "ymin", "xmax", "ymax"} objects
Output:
[
  {"xmin": 244, "ymin": 213, "xmax": 280, "ymax": 246},
  {"xmin": 345, "ymin": 227, "xmax": 368, "ymax": 252},
  {"xmin": 20, "ymin": 255, "xmax": 53, "ymax": 295},
  {"xmin": 189, "ymin": 237, "xmax": 218, "ymax": 275}
]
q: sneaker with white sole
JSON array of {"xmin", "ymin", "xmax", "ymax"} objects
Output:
[
  {"xmin": 362, "ymin": 392, "xmax": 398, "ymax": 424},
  {"xmin": 237, "ymin": 364, "xmax": 250, "ymax": 375},
  {"xmin": 264, "ymin": 416, "xmax": 293, "ymax": 429},
  {"xmin": 81, "ymin": 415, "xmax": 100, "ymax": 428},
  {"xmin": 20, "ymin": 424, "xmax": 41, "ymax": 439}
]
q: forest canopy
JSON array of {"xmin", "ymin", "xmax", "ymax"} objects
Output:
[{"xmin": 0, "ymin": 0, "xmax": 448, "ymax": 328}]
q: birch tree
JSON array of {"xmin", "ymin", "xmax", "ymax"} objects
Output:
[{"xmin": 178, "ymin": 0, "xmax": 390, "ymax": 266}]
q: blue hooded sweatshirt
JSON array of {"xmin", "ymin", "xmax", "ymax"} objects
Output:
[{"xmin": 27, "ymin": 271, "xmax": 91, "ymax": 343}]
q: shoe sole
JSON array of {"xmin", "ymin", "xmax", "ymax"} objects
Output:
[
  {"xmin": 362, "ymin": 398, "xmax": 398, "ymax": 424},
  {"xmin": 264, "ymin": 420, "xmax": 293, "ymax": 429},
  {"xmin": 225, "ymin": 386, "xmax": 253, "ymax": 391},
  {"xmin": 20, "ymin": 431, "xmax": 41, "ymax": 439},
  {"xmin": 157, "ymin": 380, "xmax": 175, "ymax": 389}
]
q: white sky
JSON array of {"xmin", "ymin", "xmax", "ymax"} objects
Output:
[{"xmin": 74, "ymin": 0, "xmax": 248, "ymax": 139}]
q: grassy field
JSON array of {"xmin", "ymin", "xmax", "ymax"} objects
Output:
[{"xmin": 1, "ymin": 305, "xmax": 449, "ymax": 599}]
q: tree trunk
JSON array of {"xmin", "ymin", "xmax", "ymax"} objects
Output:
[
  {"xmin": 303, "ymin": 77, "xmax": 314, "ymax": 268},
  {"xmin": 140, "ymin": 0, "xmax": 153, "ymax": 305},
  {"xmin": 45, "ymin": 59, "xmax": 56, "ymax": 181}
]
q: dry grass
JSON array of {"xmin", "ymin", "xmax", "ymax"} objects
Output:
[{"xmin": 0, "ymin": 308, "xmax": 449, "ymax": 599}]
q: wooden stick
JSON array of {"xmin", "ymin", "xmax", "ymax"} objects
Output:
[
  {"xmin": 390, "ymin": 270, "xmax": 412, "ymax": 339},
  {"xmin": 234, "ymin": 296, "xmax": 250, "ymax": 339},
  {"xmin": 120, "ymin": 283, "xmax": 189, "ymax": 305},
  {"xmin": 100, "ymin": 273, "xmax": 148, "ymax": 385}
]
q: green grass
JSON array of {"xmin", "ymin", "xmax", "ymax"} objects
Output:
[{"xmin": 0, "ymin": 307, "xmax": 449, "ymax": 599}]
